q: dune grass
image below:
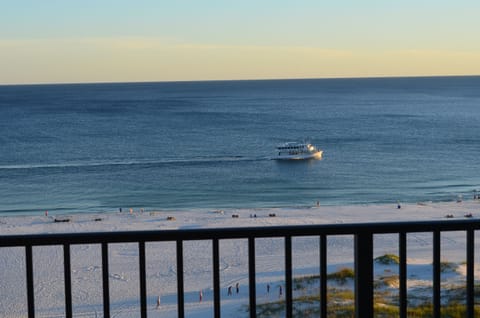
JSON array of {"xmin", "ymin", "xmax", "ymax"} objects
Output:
[
  {"xmin": 254, "ymin": 258, "xmax": 480, "ymax": 318},
  {"xmin": 375, "ymin": 254, "xmax": 400, "ymax": 265}
]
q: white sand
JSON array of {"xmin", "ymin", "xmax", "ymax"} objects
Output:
[{"xmin": 1, "ymin": 201, "xmax": 479, "ymax": 317}]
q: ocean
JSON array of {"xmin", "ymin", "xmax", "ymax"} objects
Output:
[{"xmin": 0, "ymin": 76, "xmax": 479, "ymax": 215}]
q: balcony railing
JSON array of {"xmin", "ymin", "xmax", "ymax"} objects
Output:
[{"xmin": 1, "ymin": 218, "xmax": 479, "ymax": 318}]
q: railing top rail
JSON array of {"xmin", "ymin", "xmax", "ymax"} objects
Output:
[{"xmin": 2, "ymin": 218, "xmax": 480, "ymax": 247}]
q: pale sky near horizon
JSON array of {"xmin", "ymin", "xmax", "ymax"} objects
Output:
[{"xmin": 1, "ymin": 1, "xmax": 479, "ymax": 84}]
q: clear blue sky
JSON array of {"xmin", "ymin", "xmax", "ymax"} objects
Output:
[{"xmin": 1, "ymin": 1, "xmax": 479, "ymax": 84}]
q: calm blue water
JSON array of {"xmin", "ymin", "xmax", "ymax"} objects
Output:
[{"xmin": 1, "ymin": 77, "xmax": 479, "ymax": 215}]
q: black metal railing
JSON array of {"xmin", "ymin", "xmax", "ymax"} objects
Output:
[{"xmin": 1, "ymin": 218, "xmax": 479, "ymax": 318}]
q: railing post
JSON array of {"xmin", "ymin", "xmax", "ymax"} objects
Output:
[
  {"xmin": 399, "ymin": 232, "xmax": 407, "ymax": 318},
  {"xmin": 63, "ymin": 243, "xmax": 72, "ymax": 318},
  {"xmin": 355, "ymin": 232, "xmax": 373, "ymax": 318},
  {"xmin": 176, "ymin": 240, "xmax": 185, "ymax": 318},
  {"xmin": 248, "ymin": 237, "xmax": 256, "ymax": 318},
  {"xmin": 213, "ymin": 238, "xmax": 221, "ymax": 318},
  {"xmin": 138, "ymin": 241, "xmax": 147, "ymax": 318},
  {"xmin": 25, "ymin": 245, "xmax": 35, "ymax": 318},
  {"xmin": 101, "ymin": 242, "xmax": 110, "ymax": 318},
  {"xmin": 320, "ymin": 234, "xmax": 327, "ymax": 318},
  {"xmin": 285, "ymin": 236, "xmax": 293, "ymax": 318},
  {"xmin": 467, "ymin": 229, "xmax": 474, "ymax": 318},
  {"xmin": 433, "ymin": 230, "xmax": 441, "ymax": 317}
]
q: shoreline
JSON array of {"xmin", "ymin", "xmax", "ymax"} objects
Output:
[
  {"xmin": 1, "ymin": 200, "xmax": 479, "ymax": 235},
  {"xmin": 1, "ymin": 190, "xmax": 476, "ymax": 217}
]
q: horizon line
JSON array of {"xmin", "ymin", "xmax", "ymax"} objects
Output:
[{"xmin": 1, "ymin": 74, "xmax": 479, "ymax": 87}]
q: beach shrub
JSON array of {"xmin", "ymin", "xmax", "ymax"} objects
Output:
[
  {"xmin": 374, "ymin": 304, "xmax": 399, "ymax": 317},
  {"xmin": 254, "ymin": 300, "xmax": 285, "ymax": 317},
  {"xmin": 327, "ymin": 268, "xmax": 355, "ymax": 284},
  {"xmin": 293, "ymin": 275, "xmax": 319, "ymax": 290},
  {"xmin": 375, "ymin": 254, "xmax": 400, "ymax": 265},
  {"xmin": 440, "ymin": 261, "xmax": 458, "ymax": 273},
  {"xmin": 374, "ymin": 275, "xmax": 399, "ymax": 289},
  {"xmin": 254, "ymin": 284, "xmax": 480, "ymax": 318},
  {"xmin": 475, "ymin": 283, "xmax": 480, "ymax": 297}
]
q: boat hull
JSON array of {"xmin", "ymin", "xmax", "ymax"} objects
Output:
[{"xmin": 274, "ymin": 150, "xmax": 323, "ymax": 160}]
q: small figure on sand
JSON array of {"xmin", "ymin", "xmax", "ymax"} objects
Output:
[
  {"xmin": 199, "ymin": 290, "xmax": 203, "ymax": 302},
  {"xmin": 45, "ymin": 210, "xmax": 48, "ymax": 216},
  {"xmin": 156, "ymin": 295, "xmax": 161, "ymax": 309},
  {"xmin": 279, "ymin": 285, "xmax": 283, "ymax": 298},
  {"xmin": 227, "ymin": 285, "xmax": 232, "ymax": 296},
  {"xmin": 316, "ymin": 200, "xmax": 320, "ymax": 207},
  {"xmin": 236, "ymin": 282, "xmax": 239, "ymax": 294},
  {"xmin": 267, "ymin": 284, "xmax": 270, "ymax": 294},
  {"xmin": 397, "ymin": 201, "xmax": 401, "ymax": 209}
]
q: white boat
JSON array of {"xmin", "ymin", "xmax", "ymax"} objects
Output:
[{"xmin": 275, "ymin": 142, "xmax": 323, "ymax": 160}]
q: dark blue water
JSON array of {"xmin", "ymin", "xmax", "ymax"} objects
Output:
[{"xmin": 1, "ymin": 77, "xmax": 479, "ymax": 215}]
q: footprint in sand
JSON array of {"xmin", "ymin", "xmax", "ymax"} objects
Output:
[
  {"xmin": 85, "ymin": 265, "xmax": 100, "ymax": 272},
  {"xmin": 110, "ymin": 273, "xmax": 128, "ymax": 281}
]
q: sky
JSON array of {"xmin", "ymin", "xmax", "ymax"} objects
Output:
[{"xmin": 1, "ymin": 0, "xmax": 479, "ymax": 84}]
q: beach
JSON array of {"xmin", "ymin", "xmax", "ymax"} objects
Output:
[{"xmin": 1, "ymin": 201, "xmax": 480, "ymax": 317}]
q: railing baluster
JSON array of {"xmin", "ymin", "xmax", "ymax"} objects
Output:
[
  {"xmin": 433, "ymin": 230, "xmax": 441, "ymax": 317},
  {"xmin": 176, "ymin": 240, "xmax": 185, "ymax": 318},
  {"xmin": 102, "ymin": 242, "xmax": 110, "ymax": 318},
  {"xmin": 355, "ymin": 232, "xmax": 373, "ymax": 318},
  {"xmin": 320, "ymin": 234, "xmax": 327, "ymax": 318},
  {"xmin": 248, "ymin": 237, "xmax": 256, "ymax": 318},
  {"xmin": 25, "ymin": 245, "xmax": 35, "ymax": 318},
  {"xmin": 285, "ymin": 236, "xmax": 293, "ymax": 318},
  {"xmin": 467, "ymin": 229, "xmax": 474, "ymax": 318},
  {"xmin": 139, "ymin": 241, "xmax": 147, "ymax": 318},
  {"xmin": 399, "ymin": 232, "xmax": 407, "ymax": 318},
  {"xmin": 213, "ymin": 238, "xmax": 221, "ymax": 318},
  {"xmin": 63, "ymin": 243, "xmax": 72, "ymax": 318}
]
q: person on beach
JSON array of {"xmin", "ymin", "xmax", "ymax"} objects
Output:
[
  {"xmin": 267, "ymin": 284, "xmax": 270, "ymax": 294},
  {"xmin": 156, "ymin": 295, "xmax": 161, "ymax": 309},
  {"xmin": 199, "ymin": 290, "xmax": 203, "ymax": 302},
  {"xmin": 236, "ymin": 282, "xmax": 239, "ymax": 294},
  {"xmin": 227, "ymin": 285, "xmax": 232, "ymax": 296},
  {"xmin": 279, "ymin": 285, "xmax": 282, "ymax": 298}
]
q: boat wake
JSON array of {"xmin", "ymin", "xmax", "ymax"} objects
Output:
[{"xmin": 0, "ymin": 156, "xmax": 270, "ymax": 171}]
